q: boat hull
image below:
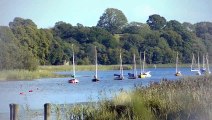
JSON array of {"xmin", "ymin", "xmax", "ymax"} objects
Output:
[
  {"xmin": 68, "ymin": 79, "xmax": 79, "ymax": 84},
  {"xmin": 92, "ymin": 78, "xmax": 100, "ymax": 82},
  {"xmin": 175, "ymin": 72, "xmax": 182, "ymax": 76},
  {"xmin": 114, "ymin": 77, "xmax": 124, "ymax": 80}
]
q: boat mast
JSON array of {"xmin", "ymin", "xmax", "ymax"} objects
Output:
[
  {"xmin": 95, "ymin": 46, "xmax": 98, "ymax": 78},
  {"xmin": 143, "ymin": 51, "xmax": 146, "ymax": 73},
  {"xmin": 133, "ymin": 53, "xmax": 137, "ymax": 76},
  {"xmin": 139, "ymin": 51, "xmax": 142, "ymax": 73},
  {"xmin": 202, "ymin": 54, "xmax": 205, "ymax": 69},
  {"xmin": 120, "ymin": 50, "xmax": 123, "ymax": 77},
  {"xmin": 176, "ymin": 52, "xmax": 178, "ymax": 73},
  {"xmin": 191, "ymin": 53, "xmax": 194, "ymax": 70},
  {"xmin": 198, "ymin": 52, "xmax": 200, "ymax": 72},
  {"xmin": 206, "ymin": 53, "xmax": 211, "ymax": 74},
  {"xmin": 72, "ymin": 44, "xmax": 75, "ymax": 78}
]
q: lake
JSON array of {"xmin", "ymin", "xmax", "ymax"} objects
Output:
[{"xmin": 0, "ymin": 67, "xmax": 205, "ymax": 119}]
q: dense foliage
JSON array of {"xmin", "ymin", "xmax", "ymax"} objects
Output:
[{"xmin": 0, "ymin": 8, "xmax": 211, "ymax": 70}]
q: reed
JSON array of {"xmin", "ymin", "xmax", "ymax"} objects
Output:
[
  {"xmin": 39, "ymin": 65, "xmax": 131, "ymax": 71},
  {"xmin": 0, "ymin": 69, "xmax": 64, "ymax": 80},
  {"xmin": 63, "ymin": 75, "xmax": 212, "ymax": 119}
]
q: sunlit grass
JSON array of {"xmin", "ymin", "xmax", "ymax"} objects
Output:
[
  {"xmin": 61, "ymin": 75, "xmax": 212, "ymax": 119},
  {"xmin": 0, "ymin": 69, "xmax": 64, "ymax": 80},
  {"xmin": 39, "ymin": 64, "xmax": 131, "ymax": 71}
]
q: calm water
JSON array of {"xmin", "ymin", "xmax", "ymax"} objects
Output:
[{"xmin": 0, "ymin": 67, "xmax": 203, "ymax": 114}]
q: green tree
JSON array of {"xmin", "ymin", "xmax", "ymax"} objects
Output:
[
  {"xmin": 97, "ymin": 8, "xmax": 128, "ymax": 34},
  {"xmin": 147, "ymin": 14, "xmax": 166, "ymax": 30},
  {"xmin": 0, "ymin": 26, "xmax": 38, "ymax": 70},
  {"xmin": 9, "ymin": 17, "xmax": 53, "ymax": 65},
  {"xmin": 123, "ymin": 22, "xmax": 149, "ymax": 34}
]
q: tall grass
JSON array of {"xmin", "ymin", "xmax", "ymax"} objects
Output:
[
  {"xmin": 0, "ymin": 69, "xmax": 64, "ymax": 81},
  {"xmin": 0, "ymin": 65, "xmax": 131, "ymax": 80},
  {"xmin": 39, "ymin": 65, "xmax": 131, "ymax": 71},
  {"xmin": 62, "ymin": 75, "xmax": 212, "ymax": 120}
]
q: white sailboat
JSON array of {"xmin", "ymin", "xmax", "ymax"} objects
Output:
[
  {"xmin": 138, "ymin": 51, "xmax": 151, "ymax": 78},
  {"xmin": 175, "ymin": 52, "xmax": 182, "ymax": 76},
  {"xmin": 69, "ymin": 44, "xmax": 79, "ymax": 83},
  {"xmin": 92, "ymin": 46, "xmax": 100, "ymax": 82},
  {"xmin": 114, "ymin": 50, "xmax": 124, "ymax": 80},
  {"xmin": 128, "ymin": 53, "xmax": 137, "ymax": 79},
  {"xmin": 191, "ymin": 53, "xmax": 198, "ymax": 71},
  {"xmin": 206, "ymin": 53, "xmax": 211, "ymax": 74},
  {"xmin": 191, "ymin": 53, "xmax": 201, "ymax": 74},
  {"xmin": 200, "ymin": 54, "xmax": 207, "ymax": 74}
]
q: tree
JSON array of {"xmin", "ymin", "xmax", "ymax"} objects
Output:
[
  {"xmin": 0, "ymin": 26, "xmax": 38, "ymax": 70},
  {"xmin": 147, "ymin": 14, "xmax": 166, "ymax": 30},
  {"xmin": 97, "ymin": 8, "xmax": 128, "ymax": 34},
  {"xmin": 123, "ymin": 22, "xmax": 150, "ymax": 34},
  {"xmin": 9, "ymin": 17, "xmax": 53, "ymax": 65}
]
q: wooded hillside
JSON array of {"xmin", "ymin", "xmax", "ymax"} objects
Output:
[{"xmin": 0, "ymin": 8, "xmax": 211, "ymax": 70}]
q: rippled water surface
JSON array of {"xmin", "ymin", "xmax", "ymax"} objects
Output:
[{"xmin": 0, "ymin": 67, "xmax": 204, "ymax": 115}]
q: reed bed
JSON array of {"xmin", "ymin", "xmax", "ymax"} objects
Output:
[
  {"xmin": 39, "ymin": 65, "xmax": 131, "ymax": 71},
  {"xmin": 0, "ymin": 69, "xmax": 64, "ymax": 81},
  {"xmin": 63, "ymin": 75, "xmax": 212, "ymax": 120}
]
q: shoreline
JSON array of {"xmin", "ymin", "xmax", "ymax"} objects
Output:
[{"xmin": 0, "ymin": 64, "xmax": 202, "ymax": 81}]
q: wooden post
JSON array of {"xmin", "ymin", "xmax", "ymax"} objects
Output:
[
  {"xmin": 44, "ymin": 103, "xmax": 51, "ymax": 120},
  {"xmin": 9, "ymin": 104, "xmax": 19, "ymax": 120},
  {"xmin": 9, "ymin": 104, "xmax": 13, "ymax": 120}
]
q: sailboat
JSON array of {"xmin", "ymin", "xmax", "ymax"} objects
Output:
[
  {"xmin": 138, "ymin": 51, "xmax": 151, "ymax": 78},
  {"xmin": 200, "ymin": 54, "xmax": 207, "ymax": 74},
  {"xmin": 114, "ymin": 50, "xmax": 124, "ymax": 80},
  {"xmin": 175, "ymin": 52, "xmax": 182, "ymax": 76},
  {"xmin": 206, "ymin": 53, "xmax": 211, "ymax": 74},
  {"xmin": 191, "ymin": 53, "xmax": 201, "ymax": 74},
  {"xmin": 128, "ymin": 53, "xmax": 137, "ymax": 79},
  {"xmin": 92, "ymin": 46, "xmax": 100, "ymax": 82},
  {"xmin": 69, "ymin": 44, "xmax": 79, "ymax": 84}
]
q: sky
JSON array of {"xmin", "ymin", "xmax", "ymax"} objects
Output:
[{"xmin": 0, "ymin": 0, "xmax": 212, "ymax": 28}]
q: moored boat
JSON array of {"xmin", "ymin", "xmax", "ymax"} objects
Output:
[
  {"xmin": 175, "ymin": 52, "xmax": 182, "ymax": 76},
  {"xmin": 138, "ymin": 51, "xmax": 151, "ymax": 78},
  {"xmin": 114, "ymin": 50, "xmax": 124, "ymax": 80},
  {"xmin": 92, "ymin": 46, "xmax": 100, "ymax": 82},
  {"xmin": 68, "ymin": 44, "xmax": 79, "ymax": 84},
  {"xmin": 128, "ymin": 54, "xmax": 137, "ymax": 79}
]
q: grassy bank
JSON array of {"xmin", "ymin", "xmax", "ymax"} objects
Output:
[
  {"xmin": 0, "ymin": 69, "xmax": 65, "ymax": 81},
  {"xmin": 39, "ymin": 64, "xmax": 131, "ymax": 71},
  {"xmin": 58, "ymin": 75, "xmax": 212, "ymax": 120},
  {"xmin": 0, "ymin": 65, "xmax": 131, "ymax": 80}
]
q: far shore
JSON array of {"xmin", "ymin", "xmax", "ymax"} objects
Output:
[{"xmin": 0, "ymin": 64, "xmax": 196, "ymax": 81}]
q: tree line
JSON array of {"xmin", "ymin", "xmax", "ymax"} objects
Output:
[{"xmin": 0, "ymin": 8, "xmax": 211, "ymax": 70}]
